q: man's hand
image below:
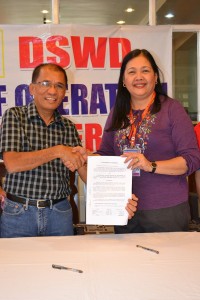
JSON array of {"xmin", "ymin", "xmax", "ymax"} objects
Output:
[
  {"xmin": 0, "ymin": 186, "xmax": 6, "ymax": 207},
  {"xmin": 0, "ymin": 186, "xmax": 6, "ymax": 198},
  {"xmin": 72, "ymin": 146, "xmax": 89, "ymax": 160},
  {"xmin": 61, "ymin": 146, "xmax": 88, "ymax": 171}
]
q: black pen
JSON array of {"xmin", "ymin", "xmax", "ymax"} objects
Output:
[
  {"xmin": 52, "ymin": 264, "xmax": 83, "ymax": 273},
  {"xmin": 136, "ymin": 244, "xmax": 159, "ymax": 254}
]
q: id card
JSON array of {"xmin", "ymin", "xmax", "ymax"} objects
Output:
[{"xmin": 123, "ymin": 146, "xmax": 141, "ymax": 176}]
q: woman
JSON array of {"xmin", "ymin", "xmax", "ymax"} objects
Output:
[
  {"xmin": 194, "ymin": 122, "xmax": 200, "ymax": 221},
  {"xmin": 96, "ymin": 49, "xmax": 200, "ymax": 233}
]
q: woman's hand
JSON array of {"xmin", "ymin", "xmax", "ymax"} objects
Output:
[
  {"xmin": 122, "ymin": 152, "xmax": 152, "ymax": 172},
  {"xmin": 126, "ymin": 194, "xmax": 138, "ymax": 219},
  {"xmin": 122, "ymin": 153, "xmax": 188, "ymax": 175}
]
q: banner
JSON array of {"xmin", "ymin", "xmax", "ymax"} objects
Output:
[{"xmin": 0, "ymin": 24, "xmax": 172, "ymax": 152}]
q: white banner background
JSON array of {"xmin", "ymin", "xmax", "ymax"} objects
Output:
[{"xmin": 0, "ymin": 25, "xmax": 172, "ymax": 152}]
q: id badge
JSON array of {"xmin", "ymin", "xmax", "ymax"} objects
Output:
[{"xmin": 123, "ymin": 145, "xmax": 141, "ymax": 176}]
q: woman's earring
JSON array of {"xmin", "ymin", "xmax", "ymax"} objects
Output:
[{"xmin": 123, "ymin": 83, "xmax": 126, "ymax": 87}]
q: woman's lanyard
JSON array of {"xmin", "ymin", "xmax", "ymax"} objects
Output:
[{"xmin": 127, "ymin": 91, "xmax": 156, "ymax": 148}]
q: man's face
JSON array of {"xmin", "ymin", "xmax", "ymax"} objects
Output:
[{"xmin": 29, "ymin": 66, "xmax": 66, "ymax": 115}]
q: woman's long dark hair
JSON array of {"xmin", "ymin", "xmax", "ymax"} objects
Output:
[{"xmin": 107, "ymin": 49, "xmax": 167, "ymax": 131}]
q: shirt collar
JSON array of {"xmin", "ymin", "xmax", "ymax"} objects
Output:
[{"xmin": 27, "ymin": 101, "xmax": 65, "ymax": 125}]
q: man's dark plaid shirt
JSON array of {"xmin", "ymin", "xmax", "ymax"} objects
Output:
[{"xmin": 0, "ymin": 102, "xmax": 81, "ymax": 200}]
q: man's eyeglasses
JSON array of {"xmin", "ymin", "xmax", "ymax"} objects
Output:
[{"xmin": 33, "ymin": 81, "xmax": 66, "ymax": 91}]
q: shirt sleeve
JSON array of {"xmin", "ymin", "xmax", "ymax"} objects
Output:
[
  {"xmin": 70, "ymin": 123, "xmax": 82, "ymax": 147},
  {"xmin": 169, "ymin": 100, "xmax": 200, "ymax": 176},
  {"xmin": 63, "ymin": 118, "xmax": 82, "ymax": 147},
  {"xmin": 0, "ymin": 108, "xmax": 22, "ymax": 153}
]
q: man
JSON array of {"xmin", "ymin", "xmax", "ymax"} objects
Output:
[{"xmin": 0, "ymin": 63, "xmax": 87, "ymax": 238}]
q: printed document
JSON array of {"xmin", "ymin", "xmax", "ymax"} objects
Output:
[{"xmin": 86, "ymin": 156, "xmax": 132, "ymax": 225}]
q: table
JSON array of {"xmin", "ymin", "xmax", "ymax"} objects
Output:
[{"xmin": 0, "ymin": 232, "xmax": 199, "ymax": 300}]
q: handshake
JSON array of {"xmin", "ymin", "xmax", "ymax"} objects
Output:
[{"xmin": 61, "ymin": 145, "xmax": 92, "ymax": 172}]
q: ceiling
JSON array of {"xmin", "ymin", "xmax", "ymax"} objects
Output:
[{"xmin": 0, "ymin": 0, "xmax": 200, "ymax": 26}]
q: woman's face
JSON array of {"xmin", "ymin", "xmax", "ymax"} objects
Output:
[{"xmin": 123, "ymin": 54, "xmax": 157, "ymax": 102}]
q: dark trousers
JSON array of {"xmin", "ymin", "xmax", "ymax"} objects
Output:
[{"xmin": 115, "ymin": 201, "xmax": 191, "ymax": 234}]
